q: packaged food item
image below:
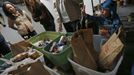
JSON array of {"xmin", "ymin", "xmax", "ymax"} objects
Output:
[
  {"xmin": 11, "ymin": 49, "xmax": 40, "ymax": 62},
  {"xmin": 29, "ymin": 50, "xmax": 40, "ymax": 60},
  {"xmin": 49, "ymin": 36, "xmax": 69, "ymax": 54},
  {"xmin": 12, "ymin": 52, "xmax": 28, "ymax": 62},
  {"xmin": 33, "ymin": 38, "xmax": 52, "ymax": 48}
]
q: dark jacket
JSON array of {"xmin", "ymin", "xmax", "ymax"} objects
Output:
[
  {"xmin": 55, "ymin": 0, "xmax": 81, "ymax": 22},
  {"xmin": 83, "ymin": 11, "xmax": 122, "ymax": 34},
  {"xmin": 32, "ymin": 3, "xmax": 54, "ymax": 25},
  {"xmin": 26, "ymin": 2, "xmax": 55, "ymax": 31}
]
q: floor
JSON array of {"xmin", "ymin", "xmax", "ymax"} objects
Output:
[{"xmin": 117, "ymin": 4, "xmax": 134, "ymax": 75}]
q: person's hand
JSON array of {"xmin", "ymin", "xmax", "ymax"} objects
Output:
[
  {"xmin": 58, "ymin": 23, "xmax": 63, "ymax": 32},
  {"xmin": 80, "ymin": 5, "xmax": 86, "ymax": 16},
  {"xmin": 101, "ymin": 8, "xmax": 109, "ymax": 17},
  {"xmin": 95, "ymin": 10, "xmax": 102, "ymax": 16},
  {"xmin": 99, "ymin": 27, "xmax": 110, "ymax": 38}
]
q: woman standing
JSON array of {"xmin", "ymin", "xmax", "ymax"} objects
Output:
[
  {"xmin": 2, "ymin": 2, "xmax": 37, "ymax": 40},
  {"xmin": 24, "ymin": 0, "xmax": 55, "ymax": 31}
]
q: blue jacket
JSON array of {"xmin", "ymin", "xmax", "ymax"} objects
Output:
[{"xmin": 84, "ymin": 11, "xmax": 122, "ymax": 34}]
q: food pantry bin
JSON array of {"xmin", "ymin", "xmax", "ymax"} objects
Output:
[
  {"xmin": 28, "ymin": 31, "xmax": 61, "ymax": 50},
  {"xmin": 68, "ymin": 56, "xmax": 123, "ymax": 75},
  {"xmin": 1, "ymin": 60, "xmax": 60, "ymax": 75},
  {"xmin": 0, "ymin": 52, "xmax": 13, "ymax": 65},
  {"xmin": 0, "ymin": 50, "xmax": 60, "ymax": 75},
  {"xmin": 0, "ymin": 41, "xmax": 60, "ymax": 75},
  {"xmin": 43, "ymin": 65, "xmax": 60, "ymax": 75},
  {"xmin": 68, "ymin": 35, "xmax": 123, "ymax": 75},
  {"xmin": 43, "ymin": 33, "xmax": 73, "ymax": 71},
  {"xmin": 12, "ymin": 50, "xmax": 60, "ymax": 75},
  {"xmin": 0, "ymin": 40, "xmax": 44, "ymax": 65},
  {"xmin": 0, "ymin": 49, "xmax": 44, "ymax": 65}
]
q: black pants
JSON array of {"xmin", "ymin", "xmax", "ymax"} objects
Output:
[
  {"xmin": 0, "ymin": 34, "xmax": 11, "ymax": 55},
  {"xmin": 41, "ymin": 20, "xmax": 56, "ymax": 31},
  {"xmin": 21, "ymin": 30, "xmax": 37, "ymax": 40},
  {"xmin": 63, "ymin": 20, "xmax": 81, "ymax": 32}
]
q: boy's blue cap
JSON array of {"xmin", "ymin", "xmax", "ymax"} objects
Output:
[{"xmin": 101, "ymin": 4, "xmax": 110, "ymax": 10}]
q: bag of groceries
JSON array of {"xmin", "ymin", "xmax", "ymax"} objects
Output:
[
  {"xmin": 71, "ymin": 29, "xmax": 97, "ymax": 70},
  {"xmin": 99, "ymin": 26, "xmax": 124, "ymax": 70},
  {"xmin": 8, "ymin": 60, "xmax": 50, "ymax": 75}
]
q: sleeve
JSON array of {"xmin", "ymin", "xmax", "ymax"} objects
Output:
[
  {"xmin": 86, "ymin": 14, "xmax": 99, "ymax": 21},
  {"xmin": 53, "ymin": 0, "xmax": 63, "ymax": 31},
  {"xmin": 32, "ymin": 4, "xmax": 41, "ymax": 22},
  {"xmin": 109, "ymin": 13, "xmax": 122, "ymax": 33},
  {"xmin": 40, "ymin": 3, "xmax": 54, "ymax": 20},
  {"xmin": 23, "ymin": 11, "xmax": 32, "ymax": 23},
  {"xmin": 112, "ymin": 15, "xmax": 121, "ymax": 29}
]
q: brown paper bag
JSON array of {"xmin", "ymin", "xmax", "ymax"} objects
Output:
[
  {"xmin": 8, "ymin": 60, "xmax": 50, "ymax": 75},
  {"xmin": 10, "ymin": 40, "xmax": 32, "ymax": 56},
  {"xmin": 71, "ymin": 29, "xmax": 97, "ymax": 70},
  {"xmin": 99, "ymin": 32, "xmax": 124, "ymax": 70}
]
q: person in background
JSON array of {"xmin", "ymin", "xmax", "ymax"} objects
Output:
[
  {"xmin": 53, "ymin": 0, "xmax": 81, "ymax": 32},
  {"xmin": 2, "ymin": 2, "xmax": 37, "ymax": 40},
  {"xmin": 0, "ymin": 13, "xmax": 11, "ymax": 57},
  {"xmin": 81, "ymin": 4, "xmax": 122, "ymax": 38},
  {"xmin": 123, "ymin": 0, "xmax": 127, "ymax": 6},
  {"xmin": 120, "ymin": 0, "xmax": 127, "ymax": 7},
  {"xmin": 24, "ymin": 0, "xmax": 55, "ymax": 31}
]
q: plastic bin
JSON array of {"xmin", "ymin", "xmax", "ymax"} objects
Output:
[
  {"xmin": 0, "ymin": 52, "xmax": 13, "ymax": 65},
  {"xmin": 93, "ymin": 35, "xmax": 105, "ymax": 52},
  {"xmin": 0, "ymin": 40, "xmax": 45, "ymax": 66},
  {"xmin": 43, "ymin": 33, "xmax": 73, "ymax": 71},
  {"xmin": 1, "ymin": 58, "xmax": 60, "ymax": 75},
  {"xmin": 43, "ymin": 65, "xmax": 60, "ymax": 75},
  {"xmin": 0, "ymin": 49, "xmax": 47, "ymax": 75},
  {"xmin": 10, "ymin": 49, "xmax": 45, "ymax": 66},
  {"xmin": 68, "ymin": 56, "xmax": 123, "ymax": 75},
  {"xmin": 68, "ymin": 35, "xmax": 123, "ymax": 75},
  {"xmin": 28, "ymin": 31, "xmax": 61, "ymax": 50}
]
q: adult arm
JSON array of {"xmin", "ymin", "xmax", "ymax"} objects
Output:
[
  {"xmin": 112, "ymin": 15, "xmax": 122, "ymax": 29},
  {"xmin": 24, "ymin": 11, "xmax": 32, "ymax": 23}
]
